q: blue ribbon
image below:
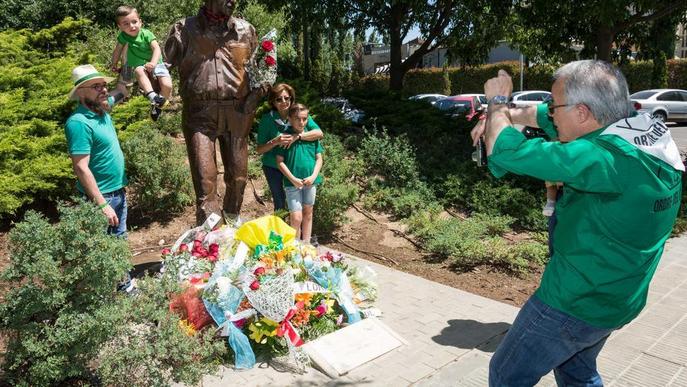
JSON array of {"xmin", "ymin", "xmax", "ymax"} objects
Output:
[{"xmin": 306, "ymin": 265, "xmax": 361, "ymax": 324}]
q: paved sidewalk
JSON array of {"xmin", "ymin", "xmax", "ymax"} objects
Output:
[{"xmin": 198, "ymin": 234, "xmax": 687, "ymax": 386}]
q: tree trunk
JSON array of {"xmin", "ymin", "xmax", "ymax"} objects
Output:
[
  {"xmin": 596, "ymin": 25, "xmax": 614, "ymax": 62},
  {"xmin": 303, "ymin": 23, "xmax": 310, "ymax": 80},
  {"xmin": 388, "ymin": 4, "xmax": 404, "ymax": 91}
]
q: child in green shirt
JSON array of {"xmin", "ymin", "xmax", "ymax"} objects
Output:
[
  {"xmin": 111, "ymin": 5, "xmax": 172, "ymax": 121},
  {"xmin": 275, "ymin": 104, "xmax": 324, "ymax": 243}
]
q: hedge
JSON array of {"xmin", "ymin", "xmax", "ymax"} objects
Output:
[{"xmin": 357, "ymin": 59, "xmax": 687, "ymax": 95}]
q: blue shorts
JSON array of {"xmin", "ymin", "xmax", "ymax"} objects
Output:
[
  {"xmin": 285, "ymin": 185, "xmax": 317, "ymax": 212},
  {"xmin": 121, "ymin": 63, "xmax": 170, "ymax": 85}
]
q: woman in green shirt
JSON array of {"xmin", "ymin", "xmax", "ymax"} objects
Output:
[{"xmin": 256, "ymin": 83, "xmax": 324, "ymax": 211}]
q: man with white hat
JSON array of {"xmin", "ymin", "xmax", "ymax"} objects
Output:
[{"xmin": 64, "ymin": 64, "xmax": 130, "ymax": 237}]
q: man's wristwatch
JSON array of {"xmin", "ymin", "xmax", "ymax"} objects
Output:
[{"xmin": 489, "ymin": 95, "xmax": 509, "ymax": 105}]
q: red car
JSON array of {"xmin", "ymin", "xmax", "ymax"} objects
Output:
[{"xmin": 434, "ymin": 96, "xmax": 482, "ymax": 121}]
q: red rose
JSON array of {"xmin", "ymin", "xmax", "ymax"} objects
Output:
[
  {"xmin": 264, "ymin": 55, "xmax": 276, "ymax": 67},
  {"xmin": 208, "ymin": 254, "xmax": 218, "ymax": 262},
  {"xmin": 179, "ymin": 243, "xmax": 188, "ymax": 252},
  {"xmin": 261, "ymin": 40, "xmax": 275, "ymax": 52},
  {"xmin": 250, "ymin": 280, "xmax": 260, "ymax": 291},
  {"xmin": 254, "ymin": 267, "xmax": 266, "ymax": 276},
  {"xmin": 161, "ymin": 248, "xmax": 171, "ymax": 256},
  {"xmin": 315, "ymin": 304, "xmax": 327, "ymax": 317},
  {"xmin": 209, "ymin": 243, "xmax": 219, "ymax": 252}
]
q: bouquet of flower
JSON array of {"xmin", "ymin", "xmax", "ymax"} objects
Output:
[
  {"xmin": 160, "ymin": 215, "xmax": 379, "ymax": 372},
  {"xmin": 247, "ymin": 29, "xmax": 277, "ymax": 90}
]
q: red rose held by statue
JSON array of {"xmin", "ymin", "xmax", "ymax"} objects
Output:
[
  {"xmin": 261, "ymin": 40, "xmax": 274, "ymax": 52},
  {"xmin": 264, "ymin": 56, "xmax": 276, "ymax": 66}
]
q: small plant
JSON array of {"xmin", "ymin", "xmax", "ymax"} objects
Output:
[
  {"xmin": 121, "ymin": 127, "xmax": 194, "ymax": 215},
  {"xmin": 0, "ymin": 200, "xmax": 131, "ymax": 385}
]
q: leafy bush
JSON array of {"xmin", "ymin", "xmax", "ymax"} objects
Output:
[
  {"xmin": 0, "ymin": 200, "xmax": 227, "ymax": 386},
  {"xmin": 467, "ymin": 180, "xmax": 546, "ymax": 231},
  {"xmin": 353, "ymin": 59, "xmax": 687, "ymax": 96},
  {"xmin": 407, "ymin": 210, "xmax": 548, "ymax": 274},
  {"xmin": 120, "ymin": 127, "xmax": 193, "ymax": 215},
  {"xmin": 0, "ymin": 201, "xmax": 131, "ymax": 385},
  {"xmin": 358, "ymin": 129, "xmax": 422, "ymax": 189},
  {"xmin": 313, "ymin": 135, "xmax": 359, "ymax": 235},
  {"xmin": 95, "ymin": 276, "xmax": 226, "ymax": 386}
]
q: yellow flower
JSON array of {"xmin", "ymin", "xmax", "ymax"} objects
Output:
[
  {"xmin": 325, "ymin": 299, "xmax": 336, "ymax": 313},
  {"xmin": 248, "ymin": 318, "xmax": 278, "ymax": 344},
  {"xmin": 178, "ymin": 319, "xmax": 197, "ymax": 336}
]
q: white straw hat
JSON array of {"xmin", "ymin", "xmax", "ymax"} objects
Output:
[{"xmin": 68, "ymin": 64, "xmax": 115, "ymax": 100}]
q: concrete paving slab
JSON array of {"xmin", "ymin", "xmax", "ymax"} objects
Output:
[{"xmin": 182, "ymin": 234, "xmax": 687, "ymax": 386}]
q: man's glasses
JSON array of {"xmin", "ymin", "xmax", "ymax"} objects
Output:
[
  {"xmin": 275, "ymin": 96, "xmax": 291, "ymax": 103},
  {"xmin": 548, "ymin": 103, "xmax": 571, "ymax": 116},
  {"xmin": 79, "ymin": 83, "xmax": 108, "ymax": 92}
]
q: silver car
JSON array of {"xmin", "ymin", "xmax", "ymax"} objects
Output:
[
  {"xmin": 631, "ymin": 89, "xmax": 687, "ymax": 123},
  {"xmin": 510, "ymin": 90, "xmax": 552, "ymax": 107}
]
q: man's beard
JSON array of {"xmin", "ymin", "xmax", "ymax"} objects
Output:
[{"xmin": 82, "ymin": 96, "xmax": 111, "ymax": 115}]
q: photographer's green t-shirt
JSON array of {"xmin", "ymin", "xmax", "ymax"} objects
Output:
[{"xmin": 488, "ymin": 106, "xmax": 683, "ymax": 328}]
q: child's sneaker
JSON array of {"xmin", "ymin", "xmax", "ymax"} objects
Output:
[
  {"xmin": 153, "ymin": 95, "xmax": 168, "ymax": 109},
  {"xmin": 150, "ymin": 104, "xmax": 162, "ymax": 121},
  {"xmin": 542, "ymin": 200, "xmax": 556, "ymax": 217}
]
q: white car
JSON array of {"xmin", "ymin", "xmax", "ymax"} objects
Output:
[
  {"xmin": 458, "ymin": 93, "xmax": 488, "ymax": 106},
  {"xmin": 510, "ymin": 90, "xmax": 552, "ymax": 107},
  {"xmin": 408, "ymin": 94, "xmax": 447, "ymax": 105},
  {"xmin": 631, "ymin": 89, "xmax": 687, "ymax": 124}
]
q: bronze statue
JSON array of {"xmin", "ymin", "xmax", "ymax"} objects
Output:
[{"xmin": 165, "ymin": 0, "xmax": 266, "ymax": 224}]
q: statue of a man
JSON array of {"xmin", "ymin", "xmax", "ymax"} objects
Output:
[{"xmin": 165, "ymin": 0, "xmax": 266, "ymax": 225}]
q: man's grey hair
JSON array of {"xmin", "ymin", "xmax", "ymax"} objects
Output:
[{"xmin": 553, "ymin": 60, "xmax": 633, "ymax": 126}]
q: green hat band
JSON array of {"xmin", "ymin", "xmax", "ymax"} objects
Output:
[{"xmin": 74, "ymin": 72, "xmax": 105, "ymax": 86}]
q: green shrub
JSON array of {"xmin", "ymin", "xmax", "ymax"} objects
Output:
[
  {"xmin": 467, "ymin": 180, "xmax": 546, "ymax": 231},
  {"xmin": 0, "ymin": 201, "xmax": 132, "ymax": 385},
  {"xmin": 651, "ymin": 52, "xmax": 668, "ymax": 89},
  {"xmin": 357, "ymin": 129, "xmax": 422, "ymax": 189},
  {"xmin": 313, "ymin": 135, "xmax": 359, "ymax": 235},
  {"xmin": 667, "ymin": 59, "xmax": 687, "ymax": 90},
  {"xmin": 406, "ymin": 210, "xmax": 548, "ymax": 274},
  {"xmin": 95, "ymin": 276, "xmax": 226, "ymax": 386},
  {"xmin": 121, "ymin": 127, "xmax": 193, "ymax": 215},
  {"xmin": 353, "ymin": 59, "xmax": 687, "ymax": 97}
]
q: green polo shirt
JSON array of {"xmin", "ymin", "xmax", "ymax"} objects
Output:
[
  {"xmin": 257, "ymin": 110, "xmax": 321, "ymax": 169},
  {"xmin": 488, "ymin": 104, "xmax": 682, "ymax": 328},
  {"xmin": 65, "ymin": 96, "xmax": 127, "ymax": 194},
  {"xmin": 274, "ymin": 128, "xmax": 324, "ymax": 187},
  {"xmin": 117, "ymin": 28, "xmax": 160, "ymax": 68}
]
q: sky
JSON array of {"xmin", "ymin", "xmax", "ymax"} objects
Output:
[{"xmin": 366, "ymin": 26, "xmax": 421, "ymax": 44}]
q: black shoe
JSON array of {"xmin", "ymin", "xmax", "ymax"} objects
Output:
[
  {"xmin": 152, "ymin": 95, "xmax": 167, "ymax": 108},
  {"xmin": 150, "ymin": 104, "xmax": 162, "ymax": 121}
]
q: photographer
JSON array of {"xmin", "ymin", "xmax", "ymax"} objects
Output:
[{"xmin": 472, "ymin": 61, "xmax": 684, "ymax": 386}]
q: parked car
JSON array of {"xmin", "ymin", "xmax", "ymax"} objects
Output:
[
  {"xmin": 408, "ymin": 94, "xmax": 448, "ymax": 105},
  {"xmin": 458, "ymin": 93, "xmax": 488, "ymax": 107},
  {"xmin": 510, "ymin": 90, "xmax": 552, "ymax": 107},
  {"xmin": 434, "ymin": 96, "xmax": 482, "ymax": 121},
  {"xmin": 321, "ymin": 97, "xmax": 366, "ymax": 124},
  {"xmin": 630, "ymin": 89, "xmax": 687, "ymax": 123}
]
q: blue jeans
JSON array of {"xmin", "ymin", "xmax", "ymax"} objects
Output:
[
  {"xmin": 489, "ymin": 295, "xmax": 614, "ymax": 387},
  {"xmin": 285, "ymin": 185, "xmax": 317, "ymax": 212},
  {"xmin": 104, "ymin": 188, "xmax": 127, "ymax": 238},
  {"xmin": 263, "ymin": 166, "xmax": 286, "ymax": 211}
]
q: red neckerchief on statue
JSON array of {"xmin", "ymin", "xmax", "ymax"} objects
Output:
[{"xmin": 201, "ymin": 6, "xmax": 230, "ymax": 24}]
